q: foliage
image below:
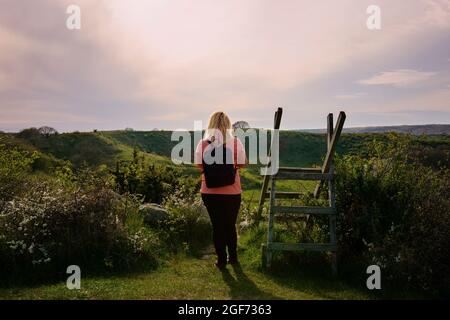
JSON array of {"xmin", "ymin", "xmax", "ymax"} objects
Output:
[
  {"xmin": 12, "ymin": 128, "xmax": 450, "ymax": 169},
  {"xmin": 0, "ymin": 143, "xmax": 37, "ymax": 203},
  {"xmin": 3, "ymin": 128, "xmax": 450, "ymax": 296},
  {"xmin": 160, "ymin": 190, "xmax": 212, "ymax": 254},
  {"xmin": 0, "ymin": 168, "xmax": 160, "ymax": 284},
  {"xmin": 112, "ymin": 149, "xmax": 200, "ymax": 203},
  {"xmin": 37, "ymin": 126, "xmax": 58, "ymax": 137},
  {"xmin": 233, "ymin": 121, "xmax": 250, "ymax": 129},
  {"xmin": 334, "ymin": 134, "xmax": 450, "ymax": 294},
  {"xmin": 240, "ymin": 134, "xmax": 450, "ymax": 295},
  {"xmin": 17, "ymin": 129, "xmax": 120, "ymax": 168}
]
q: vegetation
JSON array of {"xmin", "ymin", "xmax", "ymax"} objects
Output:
[
  {"xmin": 239, "ymin": 134, "xmax": 450, "ymax": 296},
  {"xmin": 0, "ymin": 128, "xmax": 449, "ymax": 298},
  {"xmin": 334, "ymin": 135, "xmax": 450, "ymax": 295},
  {"xmin": 0, "ymin": 140, "xmax": 205, "ymax": 286},
  {"xmin": 112, "ymin": 149, "xmax": 199, "ymax": 204}
]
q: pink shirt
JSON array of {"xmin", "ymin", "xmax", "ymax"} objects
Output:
[{"xmin": 195, "ymin": 138, "xmax": 247, "ymax": 195}]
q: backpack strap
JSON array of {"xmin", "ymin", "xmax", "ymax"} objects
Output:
[
  {"xmin": 200, "ymin": 140, "xmax": 211, "ymax": 174},
  {"xmin": 234, "ymin": 137, "xmax": 238, "ymax": 169}
]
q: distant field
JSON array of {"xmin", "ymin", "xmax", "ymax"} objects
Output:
[
  {"xmin": 299, "ymin": 124, "xmax": 450, "ymax": 135},
  {"xmin": 3, "ymin": 128, "xmax": 448, "ymax": 206},
  {"xmin": 2, "ymin": 129, "xmax": 449, "ymax": 191}
]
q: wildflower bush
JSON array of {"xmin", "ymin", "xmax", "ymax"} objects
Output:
[
  {"xmin": 160, "ymin": 190, "xmax": 212, "ymax": 254},
  {"xmin": 334, "ymin": 134, "xmax": 450, "ymax": 294},
  {"xmin": 0, "ymin": 162, "xmax": 160, "ymax": 284},
  {"xmin": 0, "ymin": 143, "xmax": 209, "ymax": 284}
]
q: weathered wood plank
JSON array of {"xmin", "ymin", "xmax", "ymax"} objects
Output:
[
  {"xmin": 314, "ymin": 111, "xmax": 346, "ymax": 198},
  {"xmin": 277, "ymin": 167, "xmax": 322, "ymax": 173},
  {"xmin": 267, "ymin": 242, "xmax": 336, "ymax": 252},
  {"xmin": 257, "ymin": 175, "xmax": 270, "ymax": 203},
  {"xmin": 276, "ymin": 171, "xmax": 333, "ymax": 180},
  {"xmin": 327, "ymin": 113, "xmax": 333, "ymax": 149},
  {"xmin": 272, "ymin": 206, "xmax": 335, "ymax": 215}
]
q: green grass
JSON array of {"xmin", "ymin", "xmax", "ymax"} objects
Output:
[{"xmin": 0, "ymin": 251, "xmax": 373, "ymax": 300}]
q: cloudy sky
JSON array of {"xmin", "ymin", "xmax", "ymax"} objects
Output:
[{"xmin": 0, "ymin": 0, "xmax": 449, "ymax": 132}]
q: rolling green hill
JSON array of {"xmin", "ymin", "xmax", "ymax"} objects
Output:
[
  {"xmin": 3, "ymin": 128, "xmax": 449, "ymax": 202},
  {"xmin": 3, "ymin": 129, "xmax": 449, "ymax": 171},
  {"xmin": 301, "ymin": 124, "xmax": 450, "ymax": 135}
]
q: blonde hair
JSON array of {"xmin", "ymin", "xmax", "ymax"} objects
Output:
[{"xmin": 205, "ymin": 111, "xmax": 233, "ymax": 143}]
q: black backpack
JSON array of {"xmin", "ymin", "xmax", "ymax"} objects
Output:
[{"xmin": 202, "ymin": 139, "xmax": 237, "ymax": 188}]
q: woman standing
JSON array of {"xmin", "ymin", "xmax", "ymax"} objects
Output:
[{"xmin": 195, "ymin": 111, "xmax": 247, "ymax": 270}]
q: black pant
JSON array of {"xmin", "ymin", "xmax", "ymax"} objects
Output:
[{"xmin": 201, "ymin": 193, "xmax": 241, "ymax": 264}]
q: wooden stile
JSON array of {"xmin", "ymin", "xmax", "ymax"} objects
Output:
[{"xmin": 257, "ymin": 109, "xmax": 345, "ymax": 275}]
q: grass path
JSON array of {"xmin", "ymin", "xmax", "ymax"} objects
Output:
[{"xmin": 0, "ymin": 253, "xmax": 372, "ymax": 300}]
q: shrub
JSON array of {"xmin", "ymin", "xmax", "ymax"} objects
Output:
[
  {"xmin": 334, "ymin": 134, "xmax": 450, "ymax": 294},
  {"xmin": 0, "ymin": 170, "xmax": 160, "ymax": 284},
  {"xmin": 160, "ymin": 190, "xmax": 212, "ymax": 254},
  {"xmin": 112, "ymin": 150, "xmax": 200, "ymax": 203}
]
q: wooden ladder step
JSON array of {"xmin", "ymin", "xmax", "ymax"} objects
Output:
[
  {"xmin": 264, "ymin": 191, "xmax": 302, "ymax": 199},
  {"xmin": 278, "ymin": 167, "xmax": 322, "ymax": 173},
  {"xmin": 272, "ymin": 206, "xmax": 335, "ymax": 215},
  {"xmin": 267, "ymin": 242, "xmax": 336, "ymax": 252},
  {"xmin": 275, "ymin": 171, "xmax": 333, "ymax": 180}
]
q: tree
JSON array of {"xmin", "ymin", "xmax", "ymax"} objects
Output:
[
  {"xmin": 18, "ymin": 127, "xmax": 40, "ymax": 139},
  {"xmin": 232, "ymin": 121, "xmax": 250, "ymax": 130},
  {"xmin": 38, "ymin": 126, "xmax": 58, "ymax": 137}
]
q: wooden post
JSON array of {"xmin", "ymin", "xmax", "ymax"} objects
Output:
[
  {"xmin": 326, "ymin": 114, "xmax": 338, "ymax": 275},
  {"xmin": 266, "ymin": 176, "xmax": 276, "ymax": 269},
  {"xmin": 327, "ymin": 113, "xmax": 333, "ymax": 151},
  {"xmin": 329, "ymin": 171, "xmax": 337, "ymax": 276},
  {"xmin": 255, "ymin": 108, "xmax": 283, "ymax": 225},
  {"xmin": 314, "ymin": 111, "xmax": 346, "ymax": 198}
]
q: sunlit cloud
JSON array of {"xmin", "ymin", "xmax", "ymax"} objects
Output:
[{"xmin": 358, "ymin": 69, "xmax": 438, "ymax": 87}]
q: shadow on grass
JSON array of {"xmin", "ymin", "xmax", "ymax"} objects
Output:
[
  {"xmin": 254, "ymin": 257, "xmax": 428, "ymax": 300},
  {"xmin": 0, "ymin": 260, "xmax": 159, "ymax": 290},
  {"xmin": 262, "ymin": 266, "xmax": 368, "ymax": 300},
  {"xmin": 220, "ymin": 264, "xmax": 282, "ymax": 300}
]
